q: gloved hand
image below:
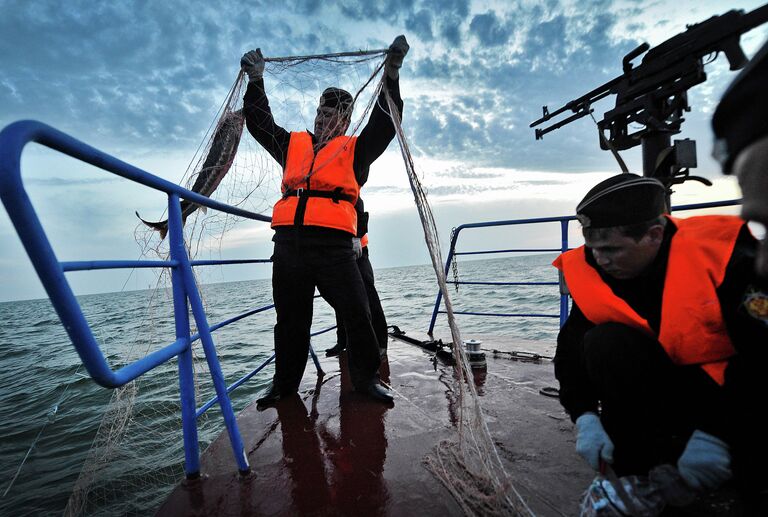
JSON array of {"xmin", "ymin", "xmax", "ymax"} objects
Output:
[
  {"xmin": 352, "ymin": 237, "xmax": 363, "ymax": 260},
  {"xmin": 385, "ymin": 35, "xmax": 409, "ymax": 80},
  {"xmin": 240, "ymin": 49, "xmax": 265, "ymax": 83},
  {"xmin": 677, "ymin": 430, "xmax": 732, "ymax": 492},
  {"xmin": 575, "ymin": 412, "xmax": 614, "ymax": 471}
]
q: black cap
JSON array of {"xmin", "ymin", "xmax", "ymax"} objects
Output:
[
  {"xmin": 712, "ymin": 39, "xmax": 768, "ymax": 174},
  {"xmin": 576, "ymin": 174, "xmax": 667, "ymax": 228},
  {"xmin": 319, "ymin": 87, "xmax": 353, "ymax": 111}
]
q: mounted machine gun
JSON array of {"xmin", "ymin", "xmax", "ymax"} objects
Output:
[{"xmin": 530, "ymin": 4, "xmax": 768, "ymax": 204}]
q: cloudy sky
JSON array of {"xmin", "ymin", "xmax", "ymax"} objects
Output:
[{"xmin": 1, "ymin": 0, "xmax": 765, "ymax": 302}]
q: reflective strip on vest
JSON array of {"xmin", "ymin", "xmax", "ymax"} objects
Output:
[
  {"xmin": 553, "ymin": 215, "xmax": 744, "ymax": 385},
  {"xmin": 271, "ymin": 132, "xmax": 359, "ymax": 235}
]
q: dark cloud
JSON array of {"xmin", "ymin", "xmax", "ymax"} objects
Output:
[
  {"xmin": 422, "ymin": 0, "xmax": 470, "ymax": 19},
  {"xmin": 338, "ymin": 0, "xmax": 408, "ymax": 22},
  {"xmin": 469, "ymin": 11, "xmax": 511, "ymax": 47},
  {"xmin": 405, "ymin": 10, "xmax": 434, "ymax": 41},
  {"xmin": 439, "ymin": 16, "xmax": 463, "ymax": 47}
]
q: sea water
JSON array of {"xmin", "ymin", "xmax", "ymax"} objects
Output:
[{"xmin": 0, "ymin": 254, "xmax": 561, "ymax": 515}]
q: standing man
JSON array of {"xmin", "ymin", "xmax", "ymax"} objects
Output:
[
  {"xmin": 553, "ymin": 174, "xmax": 768, "ymax": 506},
  {"xmin": 240, "ymin": 36, "xmax": 408, "ymax": 405}
]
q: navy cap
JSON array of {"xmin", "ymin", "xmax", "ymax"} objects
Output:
[
  {"xmin": 577, "ymin": 174, "xmax": 667, "ymax": 228},
  {"xmin": 712, "ymin": 39, "xmax": 768, "ymax": 174}
]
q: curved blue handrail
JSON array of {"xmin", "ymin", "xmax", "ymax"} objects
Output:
[
  {"xmin": 0, "ymin": 120, "xmax": 273, "ymax": 387},
  {"xmin": 0, "ymin": 120, "xmax": 281, "ymax": 477}
]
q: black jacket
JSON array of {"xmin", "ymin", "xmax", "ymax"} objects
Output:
[
  {"xmin": 243, "ymin": 76, "xmax": 403, "ymax": 246},
  {"xmin": 554, "ymin": 220, "xmax": 768, "ymax": 425}
]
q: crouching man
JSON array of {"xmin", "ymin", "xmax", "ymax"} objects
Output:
[{"xmin": 553, "ymin": 173, "xmax": 768, "ymax": 510}]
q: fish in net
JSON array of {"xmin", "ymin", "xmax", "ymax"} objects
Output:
[{"xmin": 136, "ymin": 108, "xmax": 246, "ymax": 240}]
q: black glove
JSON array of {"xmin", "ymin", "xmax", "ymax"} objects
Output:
[
  {"xmin": 240, "ymin": 48, "xmax": 265, "ymax": 83},
  {"xmin": 385, "ymin": 35, "xmax": 409, "ymax": 80}
]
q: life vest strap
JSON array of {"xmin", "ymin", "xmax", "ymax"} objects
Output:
[{"xmin": 283, "ymin": 187, "xmax": 354, "ymax": 204}]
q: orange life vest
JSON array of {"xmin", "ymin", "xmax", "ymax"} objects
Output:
[
  {"xmin": 271, "ymin": 132, "xmax": 359, "ymax": 235},
  {"xmin": 553, "ymin": 215, "xmax": 745, "ymax": 385}
]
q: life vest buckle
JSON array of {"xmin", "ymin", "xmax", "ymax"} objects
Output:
[{"xmin": 295, "ymin": 188, "xmax": 304, "ymax": 198}]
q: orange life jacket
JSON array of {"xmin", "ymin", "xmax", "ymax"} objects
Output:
[
  {"xmin": 271, "ymin": 132, "xmax": 359, "ymax": 235},
  {"xmin": 553, "ymin": 215, "xmax": 745, "ymax": 385}
]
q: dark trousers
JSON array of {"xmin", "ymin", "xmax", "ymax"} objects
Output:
[
  {"xmin": 272, "ymin": 242, "xmax": 381, "ymax": 391},
  {"xmin": 582, "ymin": 323, "xmax": 724, "ymax": 476},
  {"xmin": 335, "ymin": 247, "xmax": 388, "ymax": 350}
]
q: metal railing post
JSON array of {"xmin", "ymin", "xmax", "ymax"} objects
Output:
[
  {"xmin": 559, "ymin": 219, "xmax": 570, "ymax": 327},
  {"xmin": 308, "ymin": 344, "xmax": 325, "ymax": 377},
  {"xmin": 167, "ymin": 194, "xmax": 201, "ymax": 478},
  {"xmin": 169, "ymin": 193, "xmax": 250, "ymax": 475},
  {"xmin": 428, "ymin": 226, "xmax": 461, "ymax": 336}
]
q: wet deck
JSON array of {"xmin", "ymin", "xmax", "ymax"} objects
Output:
[{"xmin": 159, "ymin": 334, "xmax": 592, "ymax": 516}]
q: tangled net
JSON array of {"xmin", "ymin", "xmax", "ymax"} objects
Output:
[
  {"xmin": 62, "ymin": 45, "xmax": 531, "ymax": 516},
  {"xmin": 383, "ymin": 85, "xmax": 533, "ymax": 516}
]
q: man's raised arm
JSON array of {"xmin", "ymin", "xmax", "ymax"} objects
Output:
[
  {"xmin": 354, "ymin": 36, "xmax": 408, "ymax": 182},
  {"xmin": 241, "ymin": 48, "xmax": 291, "ymax": 168}
]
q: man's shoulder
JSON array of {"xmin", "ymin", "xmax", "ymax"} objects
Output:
[{"xmin": 671, "ymin": 215, "xmax": 744, "ymax": 244}]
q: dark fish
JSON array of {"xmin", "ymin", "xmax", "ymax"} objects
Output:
[{"xmin": 136, "ymin": 109, "xmax": 245, "ymax": 239}]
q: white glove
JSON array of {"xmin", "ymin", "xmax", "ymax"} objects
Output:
[
  {"xmin": 385, "ymin": 35, "xmax": 409, "ymax": 80},
  {"xmin": 677, "ymin": 430, "xmax": 732, "ymax": 491},
  {"xmin": 240, "ymin": 48, "xmax": 265, "ymax": 82},
  {"xmin": 352, "ymin": 237, "xmax": 363, "ymax": 260},
  {"xmin": 575, "ymin": 412, "xmax": 615, "ymax": 471}
]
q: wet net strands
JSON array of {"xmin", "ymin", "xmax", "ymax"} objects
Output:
[{"xmin": 383, "ymin": 79, "xmax": 533, "ymax": 516}]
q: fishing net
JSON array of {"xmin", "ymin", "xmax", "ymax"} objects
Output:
[
  {"xmin": 60, "ymin": 45, "xmax": 530, "ymax": 516},
  {"xmin": 383, "ymin": 87, "xmax": 533, "ymax": 516},
  {"xmin": 61, "ymin": 49, "xmax": 388, "ymax": 516}
]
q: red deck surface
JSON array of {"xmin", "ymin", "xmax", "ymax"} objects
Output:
[{"xmin": 159, "ymin": 336, "xmax": 593, "ymax": 516}]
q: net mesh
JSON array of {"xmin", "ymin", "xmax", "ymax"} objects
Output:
[
  {"xmin": 383, "ymin": 88, "xmax": 532, "ymax": 516},
  {"xmin": 62, "ymin": 47, "xmax": 530, "ymax": 516}
]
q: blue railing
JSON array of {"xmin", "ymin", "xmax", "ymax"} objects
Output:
[
  {"xmin": 428, "ymin": 199, "xmax": 742, "ymax": 335},
  {"xmin": 0, "ymin": 120, "xmax": 328, "ymax": 480}
]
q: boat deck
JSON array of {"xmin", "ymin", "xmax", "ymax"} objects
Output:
[{"xmin": 159, "ymin": 334, "xmax": 593, "ymax": 516}]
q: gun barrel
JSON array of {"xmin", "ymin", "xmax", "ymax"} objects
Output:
[
  {"xmin": 535, "ymin": 109, "xmax": 594, "ymax": 139},
  {"xmin": 530, "ymin": 77, "xmax": 620, "ymax": 128}
]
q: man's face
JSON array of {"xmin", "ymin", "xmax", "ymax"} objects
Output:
[
  {"xmin": 733, "ymin": 136, "xmax": 768, "ymax": 278},
  {"xmin": 585, "ymin": 226, "xmax": 664, "ymax": 280},
  {"xmin": 314, "ymin": 105, "xmax": 349, "ymax": 144}
]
